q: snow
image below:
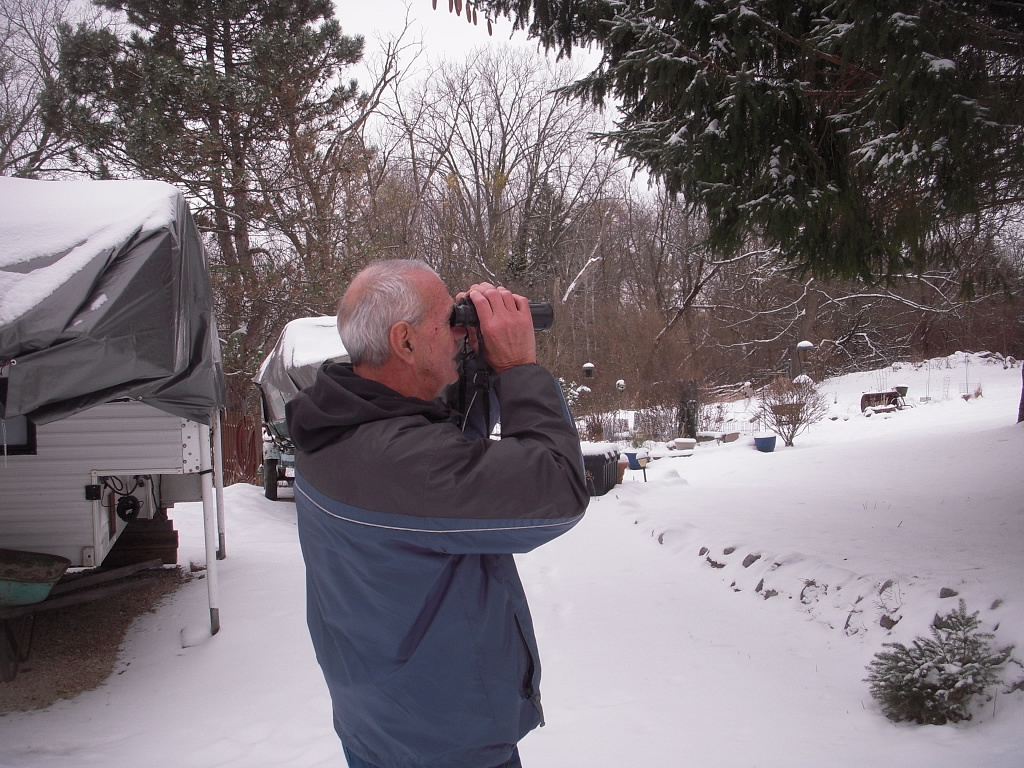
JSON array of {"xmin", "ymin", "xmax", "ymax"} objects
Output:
[
  {"xmin": 0, "ymin": 178, "xmax": 180, "ymax": 326},
  {"xmin": 254, "ymin": 316, "xmax": 349, "ymax": 381},
  {"xmin": 1, "ymin": 353, "xmax": 1022, "ymax": 767},
  {"xmin": 927, "ymin": 56, "xmax": 957, "ymax": 73}
]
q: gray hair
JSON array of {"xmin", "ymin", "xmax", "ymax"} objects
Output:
[{"xmin": 337, "ymin": 260, "xmax": 441, "ymax": 366}]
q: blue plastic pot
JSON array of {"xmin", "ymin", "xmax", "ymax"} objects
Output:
[{"xmin": 753, "ymin": 435, "xmax": 777, "ymax": 453}]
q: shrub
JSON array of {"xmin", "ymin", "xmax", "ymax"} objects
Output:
[
  {"xmin": 864, "ymin": 600, "xmax": 1014, "ymax": 724},
  {"xmin": 632, "ymin": 406, "xmax": 677, "ymax": 442},
  {"xmin": 755, "ymin": 376, "xmax": 830, "ymax": 446},
  {"xmin": 581, "ymin": 414, "xmax": 604, "ymax": 442},
  {"xmin": 558, "ymin": 378, "xmax": 582, "ymax": 410}
]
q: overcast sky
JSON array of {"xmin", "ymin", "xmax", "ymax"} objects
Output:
[{"xmin": 335, "ymin": 0, "xmax": 537, "ymax": 68}]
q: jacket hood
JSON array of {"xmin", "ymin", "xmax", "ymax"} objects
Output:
[{"xmin": 286, "ymin": 362, "xmax": 449, "ymax": 452}]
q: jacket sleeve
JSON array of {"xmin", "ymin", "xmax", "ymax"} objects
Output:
[
  {"xmin": 298, "ymin": 364, "xmax": 589, "ymax": 556},
  {"xmin": 412, "ymin": 364, "xmax": 589, "ymax": 554}
]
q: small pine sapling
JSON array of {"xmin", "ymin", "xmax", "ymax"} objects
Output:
[{"xmin": 864, "ymin": 600, "xmax": 1014, "ymax": 724}]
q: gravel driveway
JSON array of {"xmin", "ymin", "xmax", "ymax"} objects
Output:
[{"xmin": 0, "ymin": 567, "xmax": 187, "ymax": 713}]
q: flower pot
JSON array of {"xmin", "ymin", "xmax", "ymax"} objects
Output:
[{"xmin": 753, "ymin": 435, "xmax": 777, "ymax": 453}]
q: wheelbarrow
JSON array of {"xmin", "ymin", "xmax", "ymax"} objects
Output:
[
  {"xmin": 0, "ymin": 549, "xmax": 71, "ymax": 608},
  {"xmin": 1, "ymin": 555, "xmax": 163, "ymax": 682}
]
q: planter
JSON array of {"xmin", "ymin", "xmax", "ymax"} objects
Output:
[
  {"xmin": 753, "ymin": 435, "xmax": 777, "ymax": 453},
  {"xmin": 582, "ymin": 449, "xmax": 621, "ymax": 496},
  {"xmin": 668, "ymin": 437, "xmax": 697, "ymax": 451}
]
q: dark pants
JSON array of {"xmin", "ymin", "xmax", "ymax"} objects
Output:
[{"xmin": 343, "ymin": 744, "xmax": 523, "ymax": 768}]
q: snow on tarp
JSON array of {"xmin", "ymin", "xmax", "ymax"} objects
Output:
[
  {"xmin": 0, "ymin": 177, "xmax": 224, "ymax": 425},
  {"xmin": 254, "ymin": 316, "xmax": 349, "ymax": 437}
]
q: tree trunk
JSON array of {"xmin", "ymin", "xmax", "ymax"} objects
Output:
[
  {"xmin": 1018, "ymin": 366, "xmax": 1023, "ymax": 423},
  {"xmin": 678, "ymin": 379, "xmax": 699, "ymax": 439}
]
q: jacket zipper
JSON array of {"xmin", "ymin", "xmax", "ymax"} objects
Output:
[{"xmin": 514, "ymin": 615, "xmax": 545, "ymax": 726}]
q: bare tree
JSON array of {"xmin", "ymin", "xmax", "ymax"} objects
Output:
[
  {"xmin": 756, "ymin": 376, "xmax": 831, "ymax": 447},
  {"xmin": 685, "ymin": 212, "xmax": 1021, "ymax": 393},
  {"xmin": 382, "ymin": 46, "xmax": 622, "ymax": 290},
  {"xmin": 0, "ymin": 0, "xmax": 107, "ymax": 176},
  {"xmin": 1018, "ymin": 368, "xmax": 1024, "ymax": 424},
  {"xmin": 374, "ymin": 44, "xmax": 637, "ymax": 388}
]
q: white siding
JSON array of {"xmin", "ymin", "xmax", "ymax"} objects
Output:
[{"xmin": 0, "ymin": 401, "xmax": 202, "ymax": 565}]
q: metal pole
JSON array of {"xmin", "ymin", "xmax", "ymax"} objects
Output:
[
  {"xmin": 199, "ymin": 423, "xmax": 221, "ymax": 636},
  {"xmin": 213, "ymin": 409, "xmax": 226, "ymax": 560}
]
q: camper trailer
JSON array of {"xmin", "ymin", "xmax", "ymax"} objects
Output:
[
  {"xmin": 254, "ymin": 316, "xmax": 349, "ymax": 500},
  {"xmin": 0, "ymin": 178, "xmax": 225, "ymax": 572}
]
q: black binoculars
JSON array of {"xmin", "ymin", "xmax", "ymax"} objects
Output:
[{"xmin": 449, "ymin": 299, "xmax": 554, "ymax": 331}]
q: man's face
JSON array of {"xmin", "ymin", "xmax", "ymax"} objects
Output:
[{"xmin": 410, "ymin": 274, "xmax": 466, "ymax": 400}]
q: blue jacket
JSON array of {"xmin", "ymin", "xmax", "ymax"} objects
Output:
[{"xmin": 287, "ymin": 363, "xmax": 588, "ymax": 768}]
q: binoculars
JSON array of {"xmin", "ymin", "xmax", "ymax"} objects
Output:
[{"xmin": 449, "ymin": 299, "xmax": 554, "ymax": 331}]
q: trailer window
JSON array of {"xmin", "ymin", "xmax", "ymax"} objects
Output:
[{"xmin": 0, "ymin": 378, "xmax": 37, "ymax": 456}]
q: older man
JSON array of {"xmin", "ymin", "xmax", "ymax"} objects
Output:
[{"xmin": 286, "ymin": 260, "xmax": 588, "ymax": 768}]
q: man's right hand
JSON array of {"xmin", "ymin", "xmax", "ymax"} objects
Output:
[{"xmin": 462, "ymin": 283, "xmax": 537, "ymax": 375}]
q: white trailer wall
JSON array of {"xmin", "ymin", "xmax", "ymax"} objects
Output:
[{"xmin": 0, "ymin": 400, "xmax": 202, "ymax": 566}]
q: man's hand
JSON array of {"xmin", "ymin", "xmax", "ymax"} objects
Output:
[{"xmin": 460, "ymin": 283, "xmax": 537, "ymax": 374}]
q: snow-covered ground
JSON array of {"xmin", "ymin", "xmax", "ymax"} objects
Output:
[{"xmin": 1, "ymin": 352, "xmax": 1021, "ymax": 767}]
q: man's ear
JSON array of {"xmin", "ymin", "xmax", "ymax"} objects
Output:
[{"xmin": 390, "ymin": 321, "xmax": 415, "ymax": 362}]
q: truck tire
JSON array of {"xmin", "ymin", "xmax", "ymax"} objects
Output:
[{"xmin": 264, "ymin": 458, "xmax": 279, "ymax": 501}]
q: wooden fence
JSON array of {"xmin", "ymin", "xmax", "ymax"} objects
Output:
[{"xmin": 219, "ymin": 410, "xmax": 261, "ymax": 486}]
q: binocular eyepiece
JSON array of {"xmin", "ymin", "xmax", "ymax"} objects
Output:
[{"xmin": 449, "ymin": 299, "xmax": 554, "ymax": 331}]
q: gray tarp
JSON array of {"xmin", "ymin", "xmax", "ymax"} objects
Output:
[
  {"xmin": 0, "ymin": 178, "xmax": 224, "ymax": 425},
  {"xmin": 254, "ymin": 316, "xmax": 348, "ymax": 441}
]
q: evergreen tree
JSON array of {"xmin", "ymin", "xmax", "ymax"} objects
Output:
[
  {"xmin": 459, "ymin": 1, "xmax": 1024, "ymax": 282},
  {"xmin": 865, "ymin": 600, "xmax": 1013, "ymax": 725},
  {"xmin": 43, "ymin": 0, "xmax": 369, "ymax": 410}
]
